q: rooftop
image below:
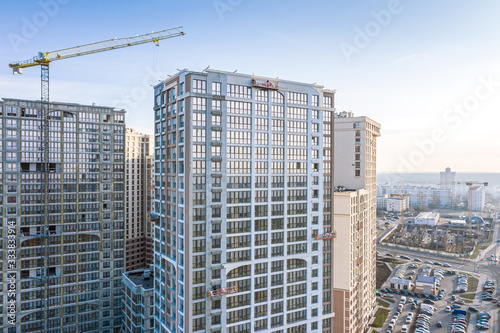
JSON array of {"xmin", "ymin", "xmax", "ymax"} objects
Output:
[
  {"xmin": 416, "ymin": 212, "xmax": 440, "ymax": 219},
  {"xmin": 124, "ymin": 270, "xmax": 154, "ymax": 290},
  {"xmin": 389, "ymin": 277, "xmax": 411, "ymax": 284},
  {"xmin": 416, "ymin": 275, "xmax": 436, "ymax": 284}
]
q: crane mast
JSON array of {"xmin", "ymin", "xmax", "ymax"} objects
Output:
[{"xmin": 9, "ymin": 27, "xmax": 184, "ymax": 332}]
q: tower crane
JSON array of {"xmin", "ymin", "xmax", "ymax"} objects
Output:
[{"xmin": 8, "ymin": 27, "xmax": 184, "ymax": 332}]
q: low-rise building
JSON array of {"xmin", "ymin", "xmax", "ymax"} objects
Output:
[
  {"xmin": 415, "ymin": 212, "xmax": 440, "ymax": 226},
  {"xmin": 415, "ymin": 275, "xmax": 437, "ymax": 295},
  {"xmin": 388, "ymin": 278, "xmax": 412, "ymax": 290}
]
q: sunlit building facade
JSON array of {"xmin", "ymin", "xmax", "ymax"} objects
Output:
[
  {"xmin": 152, "ymin": 69, "xmax": 337, "ymax": 333},
  {"xmin": 125, "ymin": 128, "xmax": 154, "ymax": 271},
  {"xmin": 332, "ymin": 111, "xmax": 380, "ymax": 332}
]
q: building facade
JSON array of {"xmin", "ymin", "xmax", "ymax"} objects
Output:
[
  {"xmin": 125, "ymin": 128, "xmax": 154, "ymax": 271},
  {"xmin": 385, "ymin": 197, "xmax": 409, "ymax": 213},
  {"xmin": 469, "ymin": 186, "xmax": 485, "ymax": 211},
  {"xmin": 122, "ymin": 268, "xmax": 155, "ymax": 333},
  {"xmin": 0, "ymin": 99, "xmax": 125, "ymax": 332},
  {"xmin": 332, "ymin": 111, "xmax": 380, "ymax": 332},
  {"xmin": 414, "ymin": 212, "xmax": 440, "ymax": 226},
  {"xmin": 377, "ymin": 185, "xmax": 453, "ymax": 209},
  {"xmin": 440, "ymin": 167, "xmax": 456, "ymax": 194},
  {"xmin": 152, "ymin": 69, "xmax": 337, "ymax": 333}
]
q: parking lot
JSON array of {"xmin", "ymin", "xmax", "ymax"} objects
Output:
[{"xmin": 375, "ymin": 257, "xmax": 495, "ymax": 333}]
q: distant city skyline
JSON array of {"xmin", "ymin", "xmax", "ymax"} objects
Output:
[{"xmin": 1, "ymin": 0, "xmax": 499, "ymax": 172}]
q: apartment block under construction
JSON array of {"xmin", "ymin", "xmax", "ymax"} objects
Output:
[{"xmin": 0, "ymin": 98, "xmax": 125, "ymax": 333}]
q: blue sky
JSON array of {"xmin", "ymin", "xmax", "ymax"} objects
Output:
[{"xmin": 1, "ymin": 0, "xmax": 499, "ymax": 172}]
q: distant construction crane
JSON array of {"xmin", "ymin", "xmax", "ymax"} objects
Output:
[{"xmin": 8, "ymin": 27, "xmax": 184, "ymax": 332}]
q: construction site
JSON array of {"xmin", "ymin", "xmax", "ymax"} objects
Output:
[{"xmin": 381, "ymin": 218, "xmax": 494, "ymax": 256}]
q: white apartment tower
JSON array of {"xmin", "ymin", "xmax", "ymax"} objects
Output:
[
  {"xmin": 440, "ymin": 167, "xmax": 456, "ymax": 193},
  {"xmin": 332, "ymin": 111, "xmax": 380, "ymax": 332},
  {"xmin": 0, "ymin": 98, "xmax": 125, "ymax": 333},
  {"xmin": 152, "ymin": 69, "xmax": 337, "ymax": 333},
  {"xmin": 125, "ymin": 128, "xmax": 154, "ymax": 271},
  {"xmin": 469, "ymin": 186, "xmax": 485, "ymax": 211},
  {"xmin": 440, "ymin": 167, "xmax": 456, "ymax": 207}
]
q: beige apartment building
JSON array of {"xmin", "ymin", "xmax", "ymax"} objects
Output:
[
  {"xmin": 332, "ymin": 111, "xmax": 381, "ymax": 332},
  {"xmin": 125, "ymin": 128, "xmax": 154, "ymax": 271}
]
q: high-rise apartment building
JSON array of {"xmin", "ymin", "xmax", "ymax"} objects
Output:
[
  {"xmin": 440, "ymin": 167, "xmax": 456, "ymax": 192},
  {"xmin": 0, "ymin": 98, "xmax": 125, "ymax": 333},
  {"xmin": 152, "ymin": 69, "xmax": 337, "ymax": 333},
  {"xmin": 469, "ymin": 186, "xmax": 485, "ymax": 211},
  {"xmin": 125, "ymin": 128, "xmax": 154, "ymax": 271},
  {"xmin": 332, "ymin": 111, "xmax": 380, "ymax": 332}
]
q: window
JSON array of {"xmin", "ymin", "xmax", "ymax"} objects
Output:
[
  {"xmin": 192, "ymin": 79, "xmax": 207, "ymax": 94},
  {"xmin": 212, "ymin": 131, "xmax": 221, "ymax": 141},
  {"xmin": 255, "ymin": 89, "xmax": 268, "ymax": 102},
  {"xmin": 212, "ymin": 161, "xmax": 221, "ymax": 172},
  {"xmin": 211, "ymin": 146, "xmax": 221, "ymax": 156},
  {"xmin": 228, "ymin": 161, "xmax": 251, "ymax": 174},
  {"xmin": 227, "ymin": 131, "xmax": 251, "ymax": 145},
  {"xmin": 193, "ymin": 145, "xmax": 206, "ymax": 158},
  {"xmin": 287, "ymin": 120, "xmax": 307, "ymax": 133},
  {"xmin": 256, "ymin": 133, "xmax": 268, "ymax": 145},
  {"xmin": 272, "ymin": 133, "xmax": 284, "ymax": 146},
  {"xmin": 212, "ymin": 81, "xmax": 221, "ymax": 95},
  {"xmin": 228, "ymin": 115, "xmax": 251, "ymax": 130},
  {"xmin": 323, "ymin": 96, "xmax": 333, "ymax": 108},
  {"xmin": 288, "ymin": 92, "xmax": 307, "ymax": 105},
  {"xmin": 212, "ymin": 100, "xmax": 221, "ymax": 110},
  {"xmin": 193, "ymin": 161, "xmax": 206, "ymax": 174},
  {"xmin": 228, "ymin": 101, "xmax": 251, "ymax": 115},
  {"xmin": 192, "ymin": 97, "xmax": 206, "ymax": 111},
  {"xmin": 271, "ymin": 91, "xmax": 284, "ymax": 104},
  {"xmin": 255, "ymin": 118, "xmax": 268, "ymax": 131},
  {"xmin": 228, "ymin": 146, "xmax": 251, "ymax": 159},
  {"xmin": 255, "ymin": 103, "xmax": 268, "ymax": 116},
  {"xmin": 272, "ymin": 119, "xmax": 284, "ymax": 132},
  {"xmin": 272, "ymin": 105, "xmax": 283, "ymax": 118},
  {"xmin": 192, "ymin": 113, "xmax": 206, "ymax": 127},
  {"xmin": 255, "ymin": 147, "xmax": 268, "ymax": 160},
  {"xmin": 312, "ymin": 95, "xmax": 319, "ymax": 106},
  {"xmin": 227, "ymin": 84, "xmax": 251, "ymax": 99},
  {"xmin": 193, "ymin": 129, "xmax": 206, "ymax": 143},
  {"xmin": 212, "ymin": 115, "xmax": 221, "ymax": 125}
]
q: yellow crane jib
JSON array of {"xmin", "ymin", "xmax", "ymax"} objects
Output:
[{"xmin": 9, "ymin": 26, "xmax": 185, "ymax": 73}]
